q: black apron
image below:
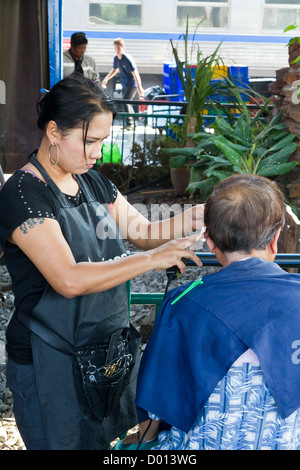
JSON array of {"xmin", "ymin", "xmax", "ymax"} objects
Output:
[{"xmin": 21, "ymin": 155, "xmax": 140, "ymax": 449}]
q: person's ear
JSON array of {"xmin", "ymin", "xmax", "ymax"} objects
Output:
[
  {"xmin": 269, "ymin": 228, "xmax": 282, "ymax": 256},
  {"xmin": 205, "ymin": 233, "xmax": 217, "ymax": 254},
  {"xmin": 46, "ymin": 121, "xmax": 60, "ymax": 146}
]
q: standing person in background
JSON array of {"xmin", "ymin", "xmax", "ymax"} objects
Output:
[
  {"xmin": 101, "ymin": 38, "xmax": 144, "ymax": 129},
  {"xmin": 63, "ymin": 32, "xmax": 100, "ymax": 84}
]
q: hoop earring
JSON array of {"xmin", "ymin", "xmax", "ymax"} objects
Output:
[{"xmin": 48, "ymin": 143, "xmax": 59, "ymax": 166}]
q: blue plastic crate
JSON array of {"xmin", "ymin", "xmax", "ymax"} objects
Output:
[
  {"xmin": 232, "ymin": 77, "xmax": 250, "ymax": 101},
  {"xmin": 185, "ymin": 65, "xmax": 196, "ymax": 81},
  {"xmin": 163, "ymin": 62, "xmax": 185, "ymax": 101},
  {"xmin": 208, "ymin": 80, "xmax": 228, "ymax": 103},
  {"xmin": 228, "ymin": 66, "xmax": 250, "ymax": 101},
  {"xmin": 163, "ymin": 62, "xmax": 175, "ymax": 93},
  {"xmin": 228, "ymin": 65, "xmax": 249, "ymax": 81},
  {"xmin": 163, "ymin": 63, "xmax": 179, "ymax": 92}
]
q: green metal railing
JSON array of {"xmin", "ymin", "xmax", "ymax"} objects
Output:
[
  {"xmin": 103, "ymin": 99, "xmax": 269, "ymax": 165},
  {"xmin": 110, "ymin": 111, "xmax": 184, "ymax": 163},
  {"xmin": 130, "ymin": 292, "xmax": 165, "ymax": 315},
  {"xmin": 107, "ymin": 99, "xmax": 185, "ymax": 164}
]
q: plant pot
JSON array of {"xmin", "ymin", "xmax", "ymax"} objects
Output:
[{"xmin": 170, "ymin": 167, "xmax": 190, "ymax": 196}]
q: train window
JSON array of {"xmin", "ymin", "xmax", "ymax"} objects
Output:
[
  {"xmin": 176, "ymin": 0, "xmax": 229, "ymax": 28},
  {"xmin": 263, "ymin": 0, "xmax": 300, "ymax": 31},
  {"xmin": 89, "ymin": 0, "xmax": 142, "ymax": 26}
]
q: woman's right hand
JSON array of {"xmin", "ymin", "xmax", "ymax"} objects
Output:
[{"xmin": 148, "ymin": 233, "xmax": 202, "ymax": 274}]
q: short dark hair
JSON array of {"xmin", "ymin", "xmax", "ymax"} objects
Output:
[
  {"xmin": 71, "ymin": 32, "xmax": 88, "ymax": 47},
  {"xmin": 204, "ymin": 174, "xmax": 285, "ymax": 253},
  {"xmin": 37, "ymin": 74, "xmax": 117, "ymax": 154}
]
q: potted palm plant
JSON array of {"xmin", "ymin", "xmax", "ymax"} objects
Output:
[
  {"xmin": 167, "ymin": 16, "xmax": 229, "ymax": 194},
  {"xmin": 170, "ymin": 17, "xmax": 227, "ymax": 146}
]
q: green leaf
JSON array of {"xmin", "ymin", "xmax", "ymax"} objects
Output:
[
  {"xmin": 213, "ymin": 140, "xmax": 245, "ymax": 170},
  {"xmin": 169, "ymin": 155, "xmax": 192, "ymax": 168},
  {"xmin": 190, "ymin": 159, "xmax": 210, "ymax": 169},
  {"xmin": 187, "ymin": 178, "xmax": 217, "ymax": 192},
  {"xmin": 256, "ymin": 133, "xmax": 297, "ymax": 159},
  {"xmin": 187, "ymin": 177, "xmax": 217, "ymax": 201},
  {"xmin": 263, "ymin": 133, "xmax": 297, "ymax": 154},
  {"xmin": 213, "ymin": 117, "xmax": 234, "ymax": 135},
  {"xmin": 210, "ymin": 135, "xmax": 251, "ymax": 153},
  {"xmin": 258, "ymin": 161, "xmax": 298, "ymax": 177},
  {"xmin": 265, "ymin": 109, "xmax": 284, "ymax": 128},
  {"xmin": 204, "ymin": 170, "xmax": 234, "ymax": 181},
  {"xmin": 188, "ymin": 131, "xmax": 209, "ymax": 140},
  {"xmin": 232, "ymin": 165, "xmax": 249, "ymax": 174},
  {"xmin": 202, "ymin": 155, "xmax": 233, "ymax": 166},
  {"xmin": 189, "ymin": 166, "xmax": 203, "ymax": 182},
  {"xmin": 213, "ymin": 118, "xmax": 249, "ymax": 145},
  {"xmin": 163, "ymin": 147, "xmax": 199, "ymax": 156},
  {"xmin": 252, "ymin": 147, "xmax": 269, "ymax": 158},
  {"xmin": 284, "ymin": 23, "xmax": 298, "ymax": 33},
  {"xmin": 292, "ymin": 56, "xmax": 300, "ymax": 65},
  {"xmin": 255, "ymin": 123, "xmax": 287, "ymax": 143},
  {"xmin": 262, "ymin": 131, "xmax": 292, "ymax": 150},
  {"xmin": 257, "ymin": 142, "xmax": 298, "ymax": 171},
  {"xmin": 234, "ymin": 116, "xmax": 252, "ymax": 143}
]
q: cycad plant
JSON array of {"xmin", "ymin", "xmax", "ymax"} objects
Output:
[
  {"xmin": 190, "ymin": 110, "xmax": 298, "ymax": 200},
  {"xmin": 164, "ymin": 86, "xmax": 298, "ymax": 201}
]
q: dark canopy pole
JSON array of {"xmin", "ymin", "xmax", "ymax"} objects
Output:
[{"xmin": 47, "ymin": 0, "xmax": 63, "ymax": 88}]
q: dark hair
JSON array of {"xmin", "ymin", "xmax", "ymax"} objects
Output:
[
  {"xmin": 71, "ymin": 32, "xmax": 88, "ymax": 47},
  {"xmin": 37, "ymin": 74, "xmax": 117, "ymax": 153},
  {"xmin": 204, "ymin": 174, "xmax": 285, "ymax": 253}
]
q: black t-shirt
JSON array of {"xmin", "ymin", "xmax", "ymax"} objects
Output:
[{"xmin": 0, "ymin": 168, "xmax": 118, "ymax": 364}]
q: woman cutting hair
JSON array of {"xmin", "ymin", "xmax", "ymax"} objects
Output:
[{"xmin": 0, "ymin": 74, "xmax": 203, "ymax": 450}]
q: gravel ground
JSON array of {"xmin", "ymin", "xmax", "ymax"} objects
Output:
[
  {"xmin": 0, "ymin": 264, "xmax": 24, "ymax": 450},
  {"xmin": 0, "ymin": 188, "xmax": 216, "ymax": 450}
]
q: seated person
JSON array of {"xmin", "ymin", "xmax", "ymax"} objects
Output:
[{"xmin": 115, "ymin": 174, "xmax": 300, "ymax": 450}]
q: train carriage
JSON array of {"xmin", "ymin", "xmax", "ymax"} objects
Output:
[{"xmin": 63, "ymin": 0, "xmax": 300, "ymax": 89}]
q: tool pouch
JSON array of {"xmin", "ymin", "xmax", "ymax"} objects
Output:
[{"xmin": 76, "ymin": 325, "xmax": 139, "ymax": 422}]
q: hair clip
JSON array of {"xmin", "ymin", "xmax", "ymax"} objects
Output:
[
  {"xmin": 37, "ymin": 88, "xmax": 50, "ymax": 113},
  {"xmin": 171, "ymin": 278, "xmax": 203, "ymax": 305}
]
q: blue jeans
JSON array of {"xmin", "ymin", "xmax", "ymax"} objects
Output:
[{"xmin": 6, "ymin": 358, "xmax": 50, "ymax": 450}]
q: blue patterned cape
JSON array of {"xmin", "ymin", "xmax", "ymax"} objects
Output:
[{"xmin": 150, "ymin": 363, "xmax": 300, "ymax": 450}]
